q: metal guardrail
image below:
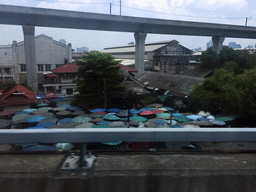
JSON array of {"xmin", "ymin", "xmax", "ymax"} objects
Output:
[{"xmin": 1, "ymin": 128, "xmax": 256, "ymax": 144}]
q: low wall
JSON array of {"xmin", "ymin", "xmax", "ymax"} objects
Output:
[{"xmin": 1, "ymin": 153, "xmax": 256, "ymax": 192}]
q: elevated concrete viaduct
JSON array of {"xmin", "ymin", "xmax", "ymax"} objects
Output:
[{"xmin": 1, "ymin": 4, "xmax": 256, "ymax": 91}]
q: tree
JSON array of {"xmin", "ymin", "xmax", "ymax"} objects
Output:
[
  {"xmin": 198, "ymin": 46, "xmax": 252, "ymax": 70},
  {"xmin": 2, "ymin": 80, "xmax": 17, "ymax": 93},
  {"xmin": 72, "ymin": 51, "xmax": 126, "ymax": 108},
  {"xmin": 218, "ymin": 46, "xmax": 238, "ymax": 68},
  {"xmin": 198, "ymin": 47, "xmax": 218, "ymax": 69},
  {"xmin": 188, "ymin": 68, "xmax": 256, "ymax": 118},
  {"xmin": 246, "ymin": 52, "xmax": 256, "ymax": 69}
]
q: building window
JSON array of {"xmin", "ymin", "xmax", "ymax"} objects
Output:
[
  {"xmin": 38, "ymin": 64, "xmax": 44, "ymax": 72},
  {"xmin": 4, "ymin": 68, "xmax": 10, "ymax": 73},
  {"xmin": 45, "ymin": 65, "xmax": 51, "ymax": 71},
  {"xmin": 56, "ymin": 64, "xmax": 64, "ymax": 68},
  {"xmin": 20, "ymin": 64, "xmax": 26, "ymax": 72},
  {"xmin": 66, "ymin": 88, "xmax": 73, "ymax": 95}
]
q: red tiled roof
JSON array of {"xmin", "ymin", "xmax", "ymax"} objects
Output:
[
  {"xmin": 51, "ymin": 63, "xmax": 137, "ymax": 74},
  {"xmin": 52, "ymin": 63, "xmax": 80, "ymax": 73},
  {"xmin": 0, "ymin": 84, "xmax": 37, "ymax": 106},
  {"xmin": 116, "ymin": 64, "xmax": 137, "ymax": 72}
]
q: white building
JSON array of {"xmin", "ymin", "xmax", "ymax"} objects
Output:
[
  {"xmin": 0, "ymin": 34, "xmax": 72, "ymax": 92},
  {"xmin": 0, "ymin": 45, "xmax": 14, "ymax": 82}
]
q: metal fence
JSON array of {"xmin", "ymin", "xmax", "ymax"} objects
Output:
[{"xmin": 1, "ymin": 128, "xmax": 256, "ymax": 144}]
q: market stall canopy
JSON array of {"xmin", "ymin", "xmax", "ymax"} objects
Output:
[
  {"xmin": 58, "ymin": 118, "xmax": 73, "ymax": 124},
  {"xmin": 15, "ymin": 111, "xmax": 30, "ymax": 115},
  {"xmin": 91, "ymin": 117, "xmax": 103, "ymax": 123},
  {"xmin": 74, "ymin": 122, "xmax": 94, "ymax": 128},
  {"xmin": 72, "ymin": 115, "xmax": 92, "ymax": 122},
  {"xmin": 67, "ymin": 106, "xmax": 82, "ymax": 111},
  {"xmin": 37, "ymin": 122, "xmax": 55, "ymax": 128},
  {"xmin": 40, "ymin": 117, "xmax": 58, "ymax": 124},
  {"xmin": 107, "ymin": 108, "xmax": 121, "ymax": 113},
  {"xmin": 156, "ymin": 113, "xmax": 171, "ymax": 119},
  {"xmin": 103, "ymin": 115, "xmax": 120, "ymax": 121},
  {"xmin": 129, "ymin": 114, "xmax": 147, "ymax": 122},
  {"xmin": 90, "ymin": 108, "xmax": 107, "ymax": 113},
  {"xmin": 27, "ymin": 116, "xmax": 45, "ymax": 123},
  {"xmin": 90, "ymin": 113, "xmax": 106, "ymax": 118}
]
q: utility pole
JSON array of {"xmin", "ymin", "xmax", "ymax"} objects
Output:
[
  {"xmin": 104, "ymin": 77, "xmax": 107, "ymax": 109},
  {"xmin": 110, "ymin": 2, "xmax": 112, "ymax": 15},
  {"xmin": 245, "ymin": 17, "xmax": 252, "ymax": 26},
  {"xmin": 120, "ymin": 0, "xmax": 121, "ymax": 15}
]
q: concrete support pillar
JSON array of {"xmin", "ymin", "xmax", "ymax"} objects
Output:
[
  {"xmin": 12, "ymin": 40, "xmax": 19, "ymax": 84},
  {"xmin": 134, "ymin": 32, "xmax": 147, "ymax": 78},
  {"xmin": 68, "ymin": 43, "xmax": 72, "ymax": 63},
  {"xmin": 50, "ymin": 37, "xmax": 54, "ymax": 70},
  {"xmin": 22, "ymin": 25, "xmax": 38, "ymax": 92},
  {"xmin": 212, "ymin": 36, "xmax": 225, "ymax": 54}
]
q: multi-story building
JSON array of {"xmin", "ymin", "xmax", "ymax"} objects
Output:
[
  {"xmin": 228, "ymin": 42, "xmax": 242, "ymax": 49},
  {"xmin": 0, "ymin": 34, "xmax": 72, "ymax": 91},
  {"xmin": 76, "ymin": 46, "xmax": 89, "ymax": 53},
  {"xmin": 102, "ymin": 40, "xmax": 198, "ymax": 74},
  {"xmin": 43, "ymin": 63, "xmax": 138, "ymax": 95},
  {"xmin": 0, "ymin": 45, "xmax": 14, "ymax": 83}
]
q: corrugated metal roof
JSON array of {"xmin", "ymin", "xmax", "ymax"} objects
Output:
[
  {"xmin": 137, "ymin": 72, "xmax": 204, "ymax": 96},
  {"xmin": 102, "ymin": 44, "xmax": 168, "ymax": 53},
  {"xmin": 182, "ymin": 69, "xmax": 213, "ymax": 78},
  {"xmin": 118, "ymin": 59, "xmax": 148, "ymax": 66}
]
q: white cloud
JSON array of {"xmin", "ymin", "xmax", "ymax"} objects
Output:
[
  {"xmin": 36, "ymin": 0, "xmax": 95, "ymax": 12},
  {"xmin": 197, "ymin": 0, "xmax": 248, "ymax": 10},
  {"xmin": 127, "ymin": 0, "xmax": 169, "ymax": 9},
  {"xmin": 170, "ymin": 0, "xmax": 194, "ymax": 7}
]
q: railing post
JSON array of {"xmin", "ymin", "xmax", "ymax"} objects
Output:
[{"xmin": 79, "ymin": 143, "xmax": 87, "ymax": 167}]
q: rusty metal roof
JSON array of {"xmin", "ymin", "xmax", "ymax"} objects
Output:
[{"xmin": 137, "ymin": 72, "xmax": 204, "ymax": 96}]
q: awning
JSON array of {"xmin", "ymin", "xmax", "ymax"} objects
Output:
[{"xmin": 45, "ymin": 74, "xmax": 58, "ymax": 78}]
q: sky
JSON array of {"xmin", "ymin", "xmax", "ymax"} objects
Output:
[{"xmin": 1, "ymin": 0, "xmax": 256, "ymax": 51}]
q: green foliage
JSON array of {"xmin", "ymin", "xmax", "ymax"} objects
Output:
[
  {"xmin": 199, "ymin": 47, "xmax": 218, "ymax": 69},
  {"xmin": 218, "ymin": 46, "xmax": 238, "ymax": 68},
  {"xmin": 73, "ymin": 51, "xmax": 126, "ymax": 108},
  {"xmin": 199, "ymin": 46, "xmax": 253, "ymax": 70},
  {"xmin": 3, "ymin": 80, "xmax": 17, "ymax": 93},
  {"xmin": 188, "ymin": 69, "xmax": 256, "ymax": 117},
  {"xmin": 223, "ymin": 61, "xmax": 238, "ymax": 72},
  {"xmin": 246, "ymin": 52, "xmax": 256, "ymax": 69},
  {"xmin": 139, "ymin": 95, "xmax": 157, "ymax": 107}
]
